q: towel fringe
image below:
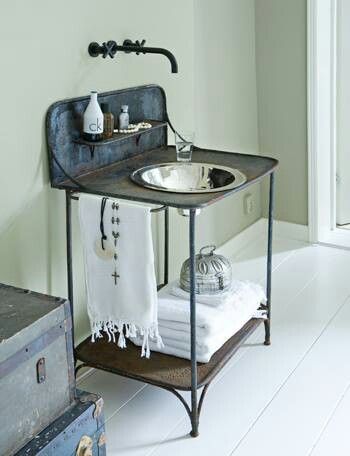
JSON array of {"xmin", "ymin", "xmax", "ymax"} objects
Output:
[{"xmin": 91, "ymin": 319, "xmax": 163, "ymax": 358}]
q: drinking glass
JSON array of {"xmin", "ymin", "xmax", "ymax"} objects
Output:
[{"xmin": 175, "ymin": 131, "xmax": 195, "ymax": 162}]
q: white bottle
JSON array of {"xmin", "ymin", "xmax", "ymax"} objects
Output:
[
  {"xmin": 119, "ymin": 105, "xmax": 129, "ymax": 130},
  {"xmin": 83, "ymin": 91, "xmax": 104, "ymax": 141}
]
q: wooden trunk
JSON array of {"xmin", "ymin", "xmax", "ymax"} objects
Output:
[
  {"xmin": 0, "ymin": 283, "xmax": 75, "ymax": 455},
  {"xmin": 16, "ymin": 391, "xmax": 106, "ymax": 456}
]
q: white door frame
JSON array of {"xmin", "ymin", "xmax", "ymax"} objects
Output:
[{"xmin": 308, "ymin": 0, "xmax": 350, "ymax": 247}]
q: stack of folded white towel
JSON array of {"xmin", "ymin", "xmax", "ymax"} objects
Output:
[{"xmin": 132, "ymin": 279, "xmax": 266, "ymax": 363}]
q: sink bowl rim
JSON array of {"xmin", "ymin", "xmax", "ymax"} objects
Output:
[{"xmin": 130, "ymin": 162, "xmax": 247, "ymax": 194}]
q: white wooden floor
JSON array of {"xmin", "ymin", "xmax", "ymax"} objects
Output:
[{"xmin": 78, "ymin": 231, "xmax": 350, "ymax": 456}]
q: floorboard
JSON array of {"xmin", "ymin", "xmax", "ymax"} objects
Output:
[
  {"xmin": 310, "ymin": 381, "xmax": 350, "ymax": 455},
  {"xmin": 150, "ymin": 244, "xmax": 350, "ymax": 456},
  {"xmin": 78, "ymin": 237, "xmax": 350, "ymax": 456}
]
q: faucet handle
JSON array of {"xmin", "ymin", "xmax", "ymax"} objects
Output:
[
  {"xmin": 135, "ymin": 40, "xmax": 146, "ymax": 55},
  {"xmin": 102, "ymin": 41, "xmax": 118, "ymax": 58},
  {"xmin": 88, "ymin": 40, "xmax": 117, "ymax": 58},
  {"xmin": 123, "ymin": 39, "xmax": 146, "ymax": 55}
]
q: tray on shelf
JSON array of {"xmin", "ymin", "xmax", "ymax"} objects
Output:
[
  {"xmin": 76, "ymin": 318, "xmax": 263, "ymax": 391},
  {"xmin": 73, "ymin": 120, "xmax": 167, "ymax": 148}
]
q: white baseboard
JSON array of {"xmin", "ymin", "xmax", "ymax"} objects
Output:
[
  {"xmin": 267, "ymin": 220, "xmax": 309, "ymax": 242},
  {"xmin": 217, "ymin": 218, "xmax": 266, "ymax": 257},
  {"xmin": 218, "ymin": 218, "xmax": 309, "ymax": 258}
]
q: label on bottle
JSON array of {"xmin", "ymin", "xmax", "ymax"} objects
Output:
[
  {"xmin": 119, "ymin": 113, "xmax": 129, "ymax": 130},
  {"xmin": 84, "ymin": 116, "xmax": 103, "ymax": 134}
]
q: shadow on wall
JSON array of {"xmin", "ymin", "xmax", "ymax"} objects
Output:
[
  {"xmin": 0, "ymin": 189, "xmax": 50, "ymax": 292},
  {"xmin": 47, "ymin": 187, "xmax": 91, "ymax": 343},
  {"xmin": 0, "ymin": 120, "xmax": 93, "ymax": 342},
  {"xmin": 0, "ymin": 128, "xmax": 50, "ymax": 291}
]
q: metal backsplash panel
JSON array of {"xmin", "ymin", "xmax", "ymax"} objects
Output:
[{"xmin": 46, "ymin": 85, "xmax": 168, "ymax": 186}]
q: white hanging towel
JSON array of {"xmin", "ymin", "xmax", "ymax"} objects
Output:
[{"xmin": 78, "ymin": 193, "xmax": 162, "ymax": 358}]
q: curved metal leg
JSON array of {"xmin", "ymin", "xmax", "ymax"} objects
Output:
[
  {"xmin": 158, "ymin": 382, "xmax": 211, "ymax": 436},
  {"xmin": 198, "ymin": 383, "xmax": 210, "ymax": 418},
  {"xmin": 161, "ymin": 386, "xmax": 192, "ymax": 421},
  {"xmin": 265, "ymin": 173, "xmax": 274, "ymax": 346}
]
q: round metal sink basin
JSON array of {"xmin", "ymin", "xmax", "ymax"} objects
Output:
[{"xmin": 130, "ymin": 162, "xmax": 247, "ymax": 193}]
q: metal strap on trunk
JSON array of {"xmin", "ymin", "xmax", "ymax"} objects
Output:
[{"xmin": 0, "ymin": 318, "xmax": 71, "ymax": 379}]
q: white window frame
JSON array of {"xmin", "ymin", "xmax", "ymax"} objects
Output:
[{"xmin": 308, "ymin": 0, "xmax": 350, "ymax": 247}]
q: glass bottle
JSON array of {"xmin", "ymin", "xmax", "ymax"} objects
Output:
[
  {"xmin": 119, "ymin": 105, "xmax": 129, "ymax": 130},
  {"xmin": 101, "ymin": 102, "xmax": 114, "ymax": 139},
  {"xmin": 83, "ymin": 91, "xmax": 104, "ymax": 141}
]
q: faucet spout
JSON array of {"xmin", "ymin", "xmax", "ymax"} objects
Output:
[
  {"xmin": 88, "ymin": 39, "xmax": 178, "ymax": 73},
  {"xmin": 119, "ymin": 40, "xmax": 178, "ymax": 73}
]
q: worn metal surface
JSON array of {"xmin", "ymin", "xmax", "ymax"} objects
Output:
[
  {"xmin": 66, "ymin": 190, "xmax": 75, "ymax": 363},
  {"xmin": 57, "ymin": 147, "xmax": 278, "ymax": 209},
  {"xmin": 189, "ymin": 209, "xmax": 199, "ymax": 437},
  {"xmin": 46, "ymin": 85, "xmax": 167, "ymax": 186},
  {"xmin": 0, "ymin": 283, "xmax": 75, "ymax": 456},
  {"xmin": 264, "ymin": 172, "xmax": 275, "ymax": 346},
  {"xmin": 164, "ymin": 207, "xmax": 169, "ymax": 285},
  {"xmin": 0, "ymin": 322, "xmax": 67, "ymax": 379},
  {"xmin": 76, "ymin": 318, "xmax": 263, "ymax": 391},
  {"xmin": 16, "ymin": 390, "xmax": 106, "ymax": 456},
  {"xmin": 73, "ymin": 120, "xmax": 167, "ymax": 160},
  {"xmin": 76, "ymin": 435, "xmax": 93, "ymax": 456},
  {"xmin": 0, "ymin": 284, "xmax": 63, "ymax": 347},
  {"xmin": 36, "ymin": 357, "xmax": 46, "ymax": 383},
  {"xmin": 79, "ymin": 394, "xmax": 104, "ymax": 420}
]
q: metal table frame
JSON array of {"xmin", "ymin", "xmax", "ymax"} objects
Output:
[{"xmin": 65, "ymin": 172, "xmax": 275, "ymax": 438}]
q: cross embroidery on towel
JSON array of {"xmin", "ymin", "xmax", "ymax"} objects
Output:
[
  {"xmin": 111, "ymin": 201, "xmax": 120, "ymax": 285},
  {"xmin": 111, "ymin": 270, "xmax": 120, "ymax": 285}
]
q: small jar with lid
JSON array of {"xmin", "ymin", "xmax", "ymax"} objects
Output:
[
  {"xmin": 180, "ymin": 245, "xmax": 232, "ymax": 295},
  {"xmin": 119, "ymin": 105, "xmax": 129, "ymax": 130}
]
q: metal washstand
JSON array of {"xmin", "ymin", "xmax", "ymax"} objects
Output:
[{"xmin": 46, "ymin": 85, "xmax": 277, "ymax": 437}]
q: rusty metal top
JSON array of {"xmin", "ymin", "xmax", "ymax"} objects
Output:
[
  {"xmin": 46, "ymin": 84, "xmax": 278, "ymax": 208},
  {"xmin": 55, "ymin": 146, "xmax": 277, "ymax": 209}
]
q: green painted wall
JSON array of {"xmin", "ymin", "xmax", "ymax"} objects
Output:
[
  {"xmin": 255, "ymin": 0, "xmax": 308, "ymax": 225},
  {"xmin": 0, "ymin": 0, "xmax": 261, "ymax": 342},
  {"xmin": 169, "ymin": 0, "xmax": 262, "ymax": 279}
]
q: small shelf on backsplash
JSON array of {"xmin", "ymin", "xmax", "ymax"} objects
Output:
[{"xmin": 73, "ymin": 119, "xmax": 167, "ymax": 158}]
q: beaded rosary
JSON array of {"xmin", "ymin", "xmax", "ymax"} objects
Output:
[{"xmin": 100, "ymin": 198, "xmax": 120, "ymax": 285}]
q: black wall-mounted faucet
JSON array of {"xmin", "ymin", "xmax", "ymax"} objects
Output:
[{"xmin": 88, "ymin": 39, "xmax": 178, "ymax": 73}]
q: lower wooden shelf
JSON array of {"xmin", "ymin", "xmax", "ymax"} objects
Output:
[{"xmin": 76, "ymin": 318, "xmax": 263, "ymax": 391}]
